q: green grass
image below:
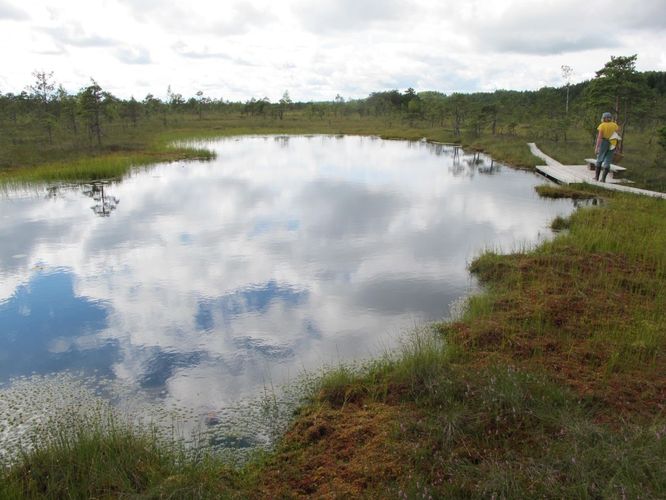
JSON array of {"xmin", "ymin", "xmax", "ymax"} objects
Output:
[
  {"xmin": 0, "ymin": 409, "xmax": 245, "ymax": 499},
  {"xmin": 0, "ymin": 144, "xmax": 214, "ymax": 184},
  {"xmin": 549, "ymin": 215, "xmax": 572, "ymax": 230},
  {"xmin": 535, "ymin": 183, "xmax": 600, "ymax": 199},
  {"xmin": 463, "ymin": 133, "xmax": 544, "ymax": 168},
  {"xmin": 384, "ymin": 364, "xmax": 666, "ymax": 499}
]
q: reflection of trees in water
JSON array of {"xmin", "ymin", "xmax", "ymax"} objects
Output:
[
  {"xmin": 82, "ymin": 182, "xmax": 120, "ymax": 217},
  {"xmin": 422, "ymin": 142, "xmax": 463, "ymax": 160},
  {"xmin": 274, "ymin": 135, "xmax": 290, "ymax": 148},
  {"xmin": 416, "ymin": 142, "xmax": 494, "ymax": 178},
  {"xmin": 45, "ymin": 186, "xmax": 59, "ymax": 199},
  {"xmin": 448, "ymin": 149, "xmax": 502, "ymax": 178},
  {"xmin": 477, "ymin": 159, "xmax": 501, "ymax": 175},
  {"xmin": 421, "ymin": 142, "xmax": 501, "ymax": 177},
  {"xmin": 573, "ymin": 197, "xmax": 601, "ymax": 208}
]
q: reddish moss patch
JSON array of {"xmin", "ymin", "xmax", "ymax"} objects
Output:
[
  {"xmin": 254, "ymin": 402, "xmax": 415, "ymax": 497},
  {"xmin": 461, "ymin": 249, "xmax": 666, "ymax": 418}
]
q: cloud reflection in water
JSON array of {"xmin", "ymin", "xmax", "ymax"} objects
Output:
[{"xmin": 0, "ymin": 136, "xmax": 575, "ymax": 414}]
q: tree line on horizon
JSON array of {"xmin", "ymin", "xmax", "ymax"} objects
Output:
[{"xmin": 1, "ymin": 55, "xmax": 666, "ymax": 163}]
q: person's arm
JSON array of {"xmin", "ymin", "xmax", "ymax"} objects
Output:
[{"xmin": 595, "ymin": 129, "xmax": 603, "ymax": 154}]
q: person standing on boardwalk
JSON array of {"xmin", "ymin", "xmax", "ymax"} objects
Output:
[{"xmin": 594, "ymin": 112, "xmax": 620, "ymax": 182}]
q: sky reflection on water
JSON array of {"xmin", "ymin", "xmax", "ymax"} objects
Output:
[{"xmin": 0, "ymin": 135, "xmax": 575, "ymax": 415}]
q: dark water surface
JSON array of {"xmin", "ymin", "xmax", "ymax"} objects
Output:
[{"xmin": 0, "ymin": 136, "xmax": 574, "ymax": 421}]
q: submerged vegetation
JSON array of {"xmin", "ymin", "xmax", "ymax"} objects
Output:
[{"xmin": 2, "ymin": 54, "xmax": 666, "ymax": 496}]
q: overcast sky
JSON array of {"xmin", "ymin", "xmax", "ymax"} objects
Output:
[{"xmin": 1, "ymin": 0, "xmax": 665, "ymax": 102}]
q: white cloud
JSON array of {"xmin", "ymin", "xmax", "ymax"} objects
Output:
[
  {"xmin": 118, "ymin": 0, "xmax": 275, "ymax": 35},
  {"xmin": 41, "ymin": 21, "xmax": 117, "ymax": 48},
  {"xmin": 171, "ymin": 40, "xmax": 257, "ymax": 67},
  {"xmin": 0, "ymin": 0, "xmax": 27, "ymax": 20},
  {"xmin": 292, "ymin": 0, "xmax": 408, "ymax": 33},
  {"xmin": 461, "ymin": 0, "xmax": 665, "ymax": 55},
  {"xmin": 0, "ymin": 0, "xmax": 664, "ymax": 100},
  {"xmin": 115, "ymin": 46, "xmax": 152, "ymax": 65}
]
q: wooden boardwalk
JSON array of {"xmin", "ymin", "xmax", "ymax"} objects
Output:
[{"xmin": 529, "ymin": 143, "xmax": 666, "ymax": 199}]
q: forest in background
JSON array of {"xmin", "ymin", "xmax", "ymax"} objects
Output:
[{"xmin": 2, "ymin": 54, "xmax": 666, "ymax": 188}]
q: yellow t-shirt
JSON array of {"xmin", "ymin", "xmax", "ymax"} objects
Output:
[
  {"xmin": 598, "ymin": 121, "xmax": 618, "ymax": 139},
  {"xmin": 598, "ymin": 121, "xmax": 619, "ymax": 148}
]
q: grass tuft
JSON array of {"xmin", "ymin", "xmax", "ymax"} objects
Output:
[
  {"xmin": 550, "ymin": 215, "xmax": 571, "ymax": 231},
  {"xmin": 535, "ymin": 183, "xmax": 601, "ymax": 199},
  {"xmin": 0, "ymin": 145, "xmax": 214, "ymax": 184},
  {"xmin": 0, "ymin": 408, "xmax": 243, "ymax": 499}
]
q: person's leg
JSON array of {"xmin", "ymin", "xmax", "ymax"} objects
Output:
[
  {"xmin": 597, "ymin": 140, "xmax": 611, "ymax": 182},
  {"xmin": 601, "ymin": 148, "xmax": 612, "ymax": 182},
  {"xmin": 595, "ymin": 152, "xmax": 603, "ymax": 180}
]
